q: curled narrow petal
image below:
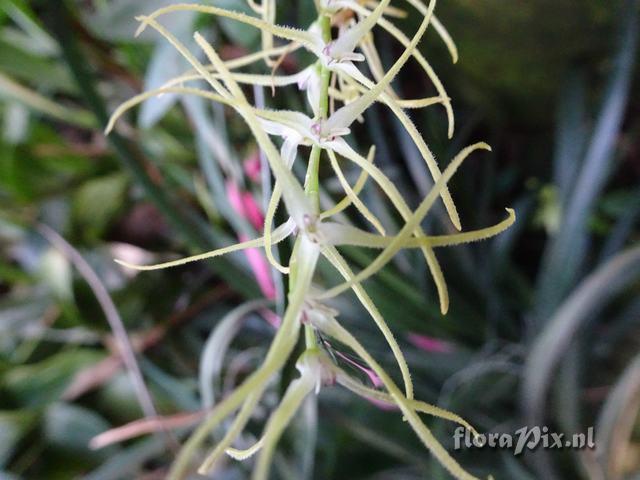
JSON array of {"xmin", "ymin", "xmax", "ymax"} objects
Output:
[
  {"xmin": 327, "ymin": 149, "xmax": 386, "ymax": 235},
  {"xmin": 189, "ymin": 31, "xmax": 314, "ymax": 226},
  {"xmin": 323, "ymin": 0, "xmax": 436, "ymax": 136},
  {"xmin": 170, "ymin": 238, "xmax": 319, "ymax": 480},
  {"xmin": 309, "ymin": 307, "xmax": 482, "ymax": 480},
  {"xmin": 162, "ymin": 68, "xmax": 312, "ymax": 91},
  {"xmin": 317, "ymin": 142, "xmax": 492, "ymax": 306},
  {"xmin": 404, "ymin": 0, "xmax": 459, "ymax": 62},
  {"xmin": 250, "ymin": 364, "xmax": 319, "ymax": 480},
  {"xmin": 336, "ymin": 368, "xmax": 479, "ymax": 437},
  {"xmin": 198, "ymin": 393, "xmax": 262, "ymax": 472},
  {"xmin": 322, "ymin": 246, "xmax": 414, "ymax": 399},
  {"xmin": 260, "ymin": 0, "xmax": 277, "ymax": 66},
  {"xmin": 325, "ymin": 137, "xmax": 450, "ymax": 314},
  {"xmin": 320, "ymin": 145, "xmax": 375, "ymax": 220},
  {"xmin": 319, "ymin": 208, "xmax": 516, "ymax": 249},
  {"xmin": 263, "ymin": 134, "xmax": 301, "ymax": 275},
  {"xmin": 105, "ymin": 86, "xmax": 231, "ymax": 134},
  {"xmin": 346, "ymin": 1, "xmax": 455, "ymax": 139},
  {"xmin": 226, "ymin": 437, "xmax": 265, "ymax": 460},
  {"xmin": 114, "ymin": 220, "xmax": 295, "ymax": 271},
  {"xmin": 163, "ymin": 43, "xmax": 303, "ymax": 89},
  {"xmin": 336, "ymin": 67, "xmax": 459, "ymax": 229},
  {"xmin": 135, "ymin": 4, "xmax": 323, "ymax": 54}
]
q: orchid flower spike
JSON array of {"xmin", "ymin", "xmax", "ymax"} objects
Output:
[{"xmin": 106, "ymin": 2, "xmax": 513, "ymax": 480}]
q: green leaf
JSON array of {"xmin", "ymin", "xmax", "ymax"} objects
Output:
[
  {"xmin": 43, "ymin": 402, "xmax": 113, "ymax": 458},
  {"xmin": 523, "ymin": 246, "xmax": 640, "ymax": 478},
  {"xmin": 0, "ymin": 0, "xmax": 59, "ymax": 56},
  {"xmin": 82, "ymin": 0, "xmax": 191, "ymax": 43},
  {"xmin": 73, "ymin": 173, "xmax": 129, "ymax": 240},
  {"xmin": 0, "ymin": 39, "xmax": 74, "ymax": 93},
  {"xmin": 533, "ymin": 0, "xmax": 639, "ymax": 322},
  {"xmin": 212, "ymin": 0, "xmax": 262, "ymax": 48},
  {"xmin": 2, "ymin": 349, "xmax": 105, "ymax": 408},
  {"xmin": 0, "ymin": 73, "xmax": 94, "ymax": 128},
  {"xmin": 0, "ymin": 410, "xmax": 37, "ymax": 468}
]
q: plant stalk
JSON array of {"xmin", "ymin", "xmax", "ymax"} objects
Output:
[{"xmin": 303, "ymin": 12, "xmax": 332, "ymax": 349}]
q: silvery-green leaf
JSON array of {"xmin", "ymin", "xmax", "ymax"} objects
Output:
[
  {"xmin": 139, "ymin": 9, "xmax": 200, "ymax": 128},
  {"xmin": 44, "ymin": 403, "xmax": 113, "ymax": 457},
  {"xmin": 215, "ymin": 0, "xmax": 260, "ymax": 48},
  {"xmin": 2, "ymin": 101, "xmax": 29, "ymax": 145},
  {"xmin": 39, "ymin": 247, "xmax": 73, "ymax": 302},
  {"xmin": 82, "ymin": 0, "xmax": 193, "ymax": 42}
]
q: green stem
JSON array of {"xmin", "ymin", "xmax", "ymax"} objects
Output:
[
  {"xmin": 306, "ymin": 145, "xmax": 322, "ymax": 212},
  {"xmin": 305, "ymin": 321, "xmax": 317, "ymax": 348},
  {"xmin": 302, "ymin": 13, "xmax": 332, "ymax": 350}
]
